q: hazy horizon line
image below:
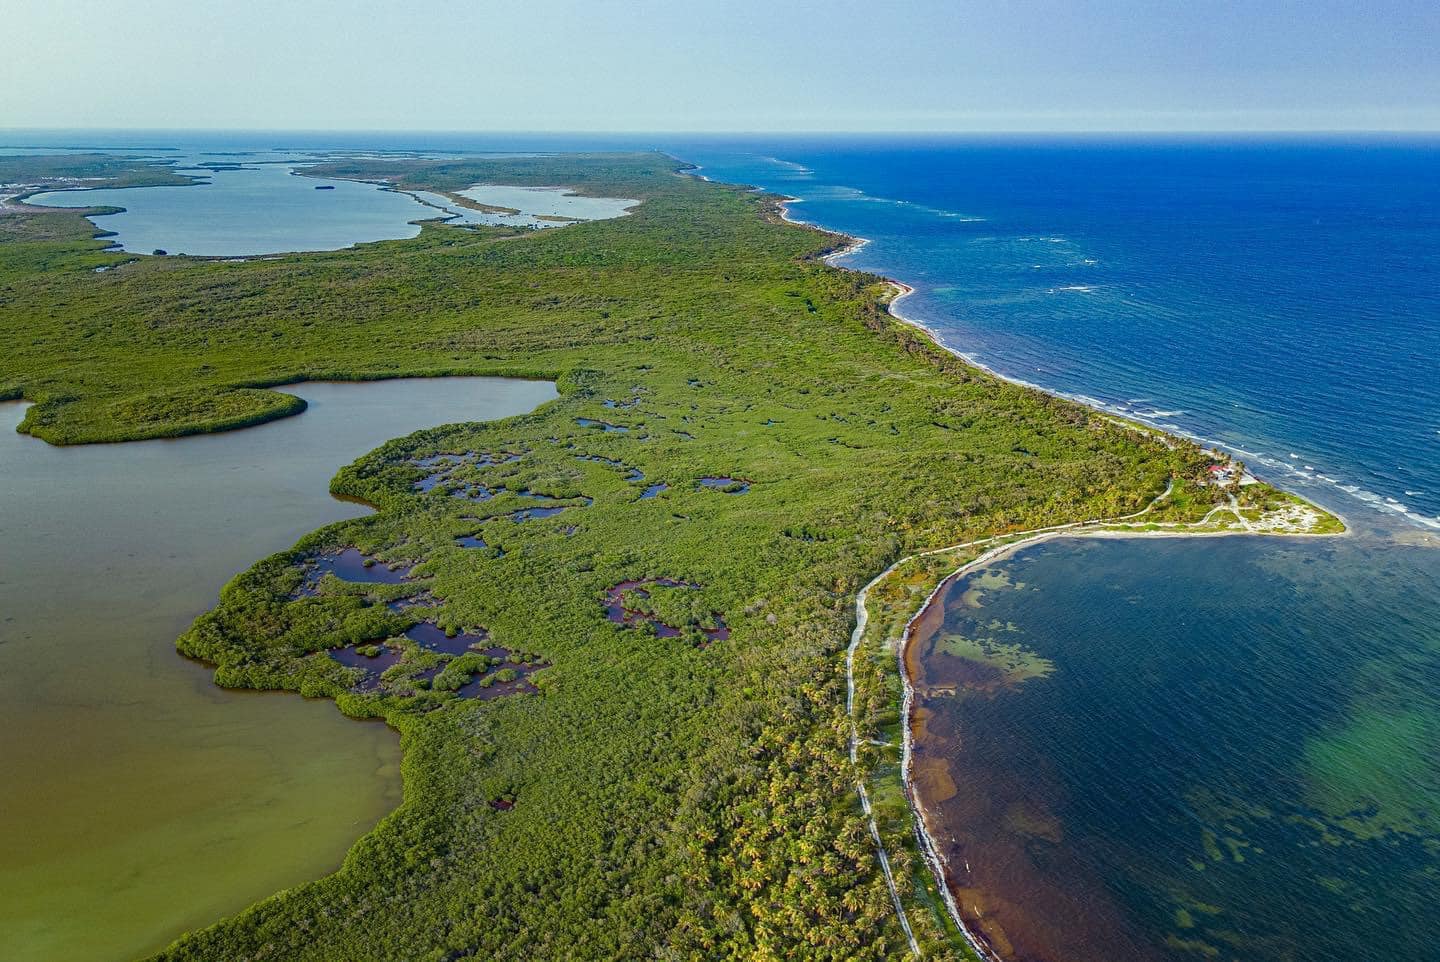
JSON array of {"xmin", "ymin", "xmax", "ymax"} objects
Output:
[{"xmin": 4, "ymin": 127, "xmax": 1439, "ymax": 139}]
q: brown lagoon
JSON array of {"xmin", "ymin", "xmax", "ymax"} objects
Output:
[{"xmin": 0, "ymin": 376, "xmax": 556, "ymax": 962}]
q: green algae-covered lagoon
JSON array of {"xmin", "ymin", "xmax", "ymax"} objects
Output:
[{"xmin": 905, "ymin": 529, "xmax": 1440, "ymax": 962}]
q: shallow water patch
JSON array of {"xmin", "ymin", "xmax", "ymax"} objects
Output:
[
  {"xmin": 405, "ymin": 621, "xmax": 489, "ymax": 656},
  {"xmin": 575, "ymin": 453, "xmax": 644, "ymax": 481},
  {"xmin": 328, "ymin": 643, "xmax": 404, "ymax": 687},
  {"xmin": 455, "ymin": 656, "xmax": 544, "ymax": 700},
  {"xmin": 385, "ymin": 592, "xmax": 434, "ymax": 613},
  {"xmin": 413, "ymin": 472, "xmax": 450, "ymax": 493},
  {"xmin": 409, "ymin": 450, "xmax": 521, "ymax": 493},
  {"xmin": 511, "ymin": 505, "xmax": 569, "ymax": 522},
  {"xmin": 495, "ymin": 491, "xmax": 591, "ymax": 523},
  {"xmin": 450, "ymin": 483, "xmax": 496, "ymax": 502},
  {"xmin": 327, "ymin": 624, "xmax": 546, "ymax": 702},
  {"xmin": 602, "ymin": 578, "xmax": 729, "ymax": 644},
  {"xmin": 576, "ymin": 417, "xmax": 629, "ymax": 433},
  {"xmin": 295, "ymin": 547, "xmax": 416, "ymax": 595},
  {"xmin": 697, "ymin": 476, "xmax": 750, "ymax": 494},
  {"xmin": 457, "ymin": 184, "xmax": 639, "ymax": 225}
]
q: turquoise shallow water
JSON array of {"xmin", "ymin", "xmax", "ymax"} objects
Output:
[{"xmin": 674, "ymin": 137, "xmax": 1440, "ymax": 533}]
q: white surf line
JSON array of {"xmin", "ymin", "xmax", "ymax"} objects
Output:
[
  {"xmin": 846, "ymin": 484, "xmax": 1173, "ymax": 960},
  {"xmin": 678, "ymin": 166, "xmax": 1338, "ymax": 948},
  {"xmin": 693, "ymin": 167, "xmax": 1394, "ymax": 533},
  {"xmin": 765, "ymin": 180, "xmax": 1328, "ymax": 955}
]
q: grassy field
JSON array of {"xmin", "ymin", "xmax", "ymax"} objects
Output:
[{"xmin": 0, "ymin": 151, "xmax": 1330, "ymax": 961}]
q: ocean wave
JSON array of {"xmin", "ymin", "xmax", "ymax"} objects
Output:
[
  {"xmin": 724, "ymin": 165, "xmax": 1440, "ymax": 534},
  {"xmin": 809, "ymin": 185, "xmax": 877, "ymax": 202},
  {"xmin": 813, "ymin": 186, "xmax": 986, "ymax": 222},
  {"xmin": 897, "ymin": 297, "xmax": 1440, "ymax": 530},
  {"xmin": 761, "ymin": 156, "xmax": 813, "ymax": 175}
]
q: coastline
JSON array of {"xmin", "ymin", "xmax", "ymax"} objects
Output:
[
  {"xmin": 770, "ymin": 191, "xmax": 1352, "ymax": 960},
  {"xmin": 773, "ymin": 193, "xmax": 1439, "ymax": 536}
]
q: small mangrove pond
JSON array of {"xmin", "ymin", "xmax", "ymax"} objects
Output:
[
  {"xmin": 457, "ymin": 184, "xmax": 638, "ymax": 223},
  {"xmin": 0, "ymin": 376, "xmax": 556, "ymax": 962}
]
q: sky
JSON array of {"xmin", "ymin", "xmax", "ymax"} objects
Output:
[{"xmin": 3, "ymin": 0, "xmax": 1438, "ymax": 132}]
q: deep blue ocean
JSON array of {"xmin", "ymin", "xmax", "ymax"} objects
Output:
[
  {"xmin": 5, "ymin": 131, "xmax": 1438, "ymax": 961},
  {"xmin": 672, "ymin": 136, "xmax": 1440, "ymax": 531}
]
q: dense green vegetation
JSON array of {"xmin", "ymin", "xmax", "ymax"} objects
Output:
[{"xmin": 0, "ymin": 151, "xmax": 1327, "ymax": 960}]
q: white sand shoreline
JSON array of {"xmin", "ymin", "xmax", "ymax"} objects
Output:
[{"xmin": 770, "ymin": 193, "xmax": 1439, "ymax": 536}]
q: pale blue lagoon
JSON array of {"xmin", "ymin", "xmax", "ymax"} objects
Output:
[
  {"xmin": 27, "ymin": 156, "xmax": 432, "ymax": 256},
  {"xmin": 457, "ymin": 184, "xmax": 638, "ymax": 222},
  {"xmin": 19, "ymin": 141, "xmax": 637, "ymax": 256}
]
